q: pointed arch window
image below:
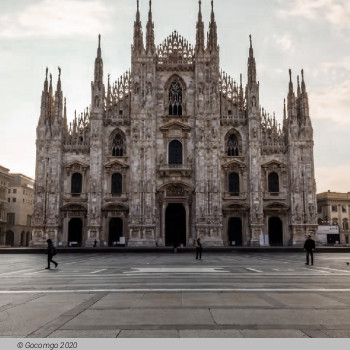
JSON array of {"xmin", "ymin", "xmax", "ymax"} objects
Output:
[
  {"xmin": 227, "ymin": 134, "xmax": 239, "ymax": 156},
  {"xmin": 71, "ymin": 173, "xmax": 82, "ymax": 194},
  {"xmin": 112, "ymin": 132, "xmax": 125, "ymax": 157},
  {"xmin": 268, "ymin": 172, "xmax": 279, "ymax": 193},
  {"xmin": 228, "ymin": 173, "xmax": 239, "ymax": 196},
  {"xmin": 111, "ymin": 173, "xmax": 122, "ymax": 195},
  {"xmin": 168, "ymin": 81, "xmax": 183, "ymax": 116},
  {"xmin": 169, "ymin": 140, "xmax": 183, "ymax": 165}
]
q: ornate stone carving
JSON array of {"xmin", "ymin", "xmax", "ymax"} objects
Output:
[{"xmin": 167, "ymin": 186, "xmax": 185, "ymax": 197}]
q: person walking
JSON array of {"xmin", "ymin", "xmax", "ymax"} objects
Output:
[
  {"xmin": 195, "ymin": 238, "xmax": 202, "ymax": 260},
  {"xmin": 304, "ymin": 235, "xmax": 315, "ymax": 265},
  {"xmin": 45, "ymin": 239, "xmax": 58, "ymax": 270}
]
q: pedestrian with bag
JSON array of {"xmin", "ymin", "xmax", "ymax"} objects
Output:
[
  {"xmin": 195, "ymin": 238, "xmax": 202, "ymax": 260},
  {"xmin": 304, "ymin": 235, "xmax": 315, "ymax": 265},
  {"xmin": 45, "ymin": 239, "xmax": 58, "ymax": 270}
]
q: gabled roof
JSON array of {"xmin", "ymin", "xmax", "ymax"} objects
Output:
[
  {"xmin": 222, "ymin": 158, "xmax": 246, "ymax": 170},
  {"xmin": 65, "ymin": 161, "xmax": 89, "ymax": 169},
  {"xmin": 104, "ymin": 159, "xmax": 129, "ymax": 169},
  {"xmin": 261, "ymin": 160, "xmax": 286, "ymax": 168},
  {"xmin": 160, "ymin": 120, "xmax": 191, "ymax": 132}
]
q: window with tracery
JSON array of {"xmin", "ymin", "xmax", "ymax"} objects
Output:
[
  {"xmin": 168, "ymin": 81, "xmax": 183, "ymax": 116},
  {"xmin": 228, "ymin": 173, "xmax": 239, "ymax": 196},
  {"xmin": 71, "ymin": 173, "xmax": 82, "ymax": 194},
  {"xmin": 169, "ymin": 140, "xmax": 183, "ymax": 165},
  {"xmin": 111, "ymin": 173, "xmax": 122, "ymax": 195},
  {"xmin": 112, "ymin": 132, "xmax": 125, "ymax": 157},
  {"xmin": 268, "ymin": 172, "xmax": 279, "ymax": 193},
  {"xmin": 227, "ymin": 134, "xmax": 239, "ymax": 156}
]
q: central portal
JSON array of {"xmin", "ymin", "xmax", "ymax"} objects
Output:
[
  {"xmin": 165, "ymin": 203, "xmax": 186, "ymax": 247},
  {"xmin": 68, "ymin": 218, "xmax": 82, "ymax": 246},
  {"xmin": 228, "ymin": 217, "xmax": 243, "ymax": 246},
  {"xmin": 109, "ymin": 218, "xmax": 123, "ymax": 246},
  {"xmin": 269, "ymin": 217, "xmax": 283, "ymax": 246}
]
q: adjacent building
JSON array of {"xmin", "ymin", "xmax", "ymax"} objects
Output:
[
  {"xmin": 32, "ymin": 1, "xmax": 318, "ymax": 247},
  {"xmin": 6, "ymin": 174, "xmax": 34, "ymax": 247},
  {"xmin": 0, "ymin": 165, "xmax": 10, "ymax": 245},
  {"xmin": 317, "ymin": 191, "xmax": 350, "ymax": 245}
]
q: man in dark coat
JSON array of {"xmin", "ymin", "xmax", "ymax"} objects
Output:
[
  {"xmin": 45, "ymin": 239, "xmax": 58, "ymax": 270},
  {"xmin": 304, "ymin": 235, "xmax": 316, "ymax": 265},
  {"xmin": 195, "ymin": 238, "xmax": 202, "ymax": 260}
]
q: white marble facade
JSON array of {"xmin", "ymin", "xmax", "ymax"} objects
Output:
[{"xmin": 32, "ymin": 1, "xmax": 317, "ymax": 247}]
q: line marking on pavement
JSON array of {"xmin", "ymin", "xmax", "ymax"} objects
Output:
[
  {"xmin": 302, "ymin": 267, "xmax": 332, "ymax": 274},
  {"xmin": 90, "ymin": 269, "xmax": 107, "ymax": 274},
  {"xmin": 312, "ymin": 266, "xmax": 350, "ymax": 274},
  {"xmin": 246, "ymin": 268, "xmax": 263, "ymax": 273},
  {"xmin": 2, "ymin": 288, "xmax": 350, "ymax": 293},
  {"xmin": 0, "ymin": 269, "xmax": 37, "ymax": 276},
  {"xmin": 124, "ymin": 267, "xmax": 228, "ymax": 273}
]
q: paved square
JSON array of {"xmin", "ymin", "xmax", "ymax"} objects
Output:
[{"xmin": 1, "ymin": 251, "xmax": 350, "ymax": 338}]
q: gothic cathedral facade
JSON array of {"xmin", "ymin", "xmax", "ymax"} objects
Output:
[{"xmin": 32, "ymin": 1, "xmax": 317, "ymax": 247}]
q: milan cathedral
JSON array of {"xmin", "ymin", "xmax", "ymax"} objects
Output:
[{"xmin": 32, "ymin": 1, "xmax": 317, "ymax": 247}]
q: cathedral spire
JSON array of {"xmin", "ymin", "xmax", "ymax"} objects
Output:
[
  {"xmin": 297, "ymin": 75, "xmax": 301, "ymax": 98},
  {"xmin": 247, "ymin": 35, "xmax": 257, "ymax": 87},
  {"xmin": 92, "ymin": 35, "xmax": 105, "ymax": 110},
  {"xmin": 288, "ymin": 69, "xmax": 294, "ymax": 95},
  {"xmin": 207, "ymin": 0, "xmax": 218, "ymax": 53},
  {"xmin": 49, "ymin": 73, "xmax": 53, "ymax": 98},
  {"xmin": 97, "ymin": 33, "xmax": 101, "ymax": 58},
  {"xmin": 49, "ymin": 73, "xmax": 54, "ymax": 120},
  {"xmin": 94, "ymin": 34, "xmax": 103, "ymax": 84},
  {"xmin": 39, "ymin": 68, "xmax": 50, "ymax": 124},
  {"xmin": 300, "ymin": 69, "xmax": 309, "ymax": 119},
  {"xmin": 196, "ymin": 0, "xmax": 205, "ymax": 53},
  {"xmin": 283, "ymin": 98, "xmax": 287, "ymax": 133},
  {"xmin": 146, "ymin": 0, "xmax": 155, "ymax": 55},
  {"xmin": 54, "ymin": 67, "xmax": 63, "ymax": 124},
  {"xmin": 301, "ymin": 69, "xmax": 306, "ymax": 94},
  {"xmin": 44, "ymin": 67, "xmax": 48, "ymax": 93},
  {"xmin": 133, "ymin": 0, "xmax": 145, "ymax": 56},
  {"xmin": 63, "ymin": 97, "xmax": 68, "ymax": 134},
  {"xmin": 287, "ymin": 69, "xmax": 297, "ymax": 123},
  {"xmin": 239, "ymin": 73, "xmax": 244, "ymax": 108},
  {"xmin": 107, "ymin": 73, "xmax": 111, "ymax": 104},
  {"xmin": 57, "ymin": 66, "xmax": 62, "ymax": 92}
]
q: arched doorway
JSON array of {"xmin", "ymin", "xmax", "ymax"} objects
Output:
[
  {"xmin": 26, "ymin": 231, "xmax": 31, "ymax": 247},
  {"xmin": 228, "ymin": 217, "xmax": 243, "ymax": 246},
  {"xmin": 269, "ymin": 217, "xmax": 283, "ymax": 246},
  {"xmin": 5, "ymin": 230, "xmax": 14, "ymax": 246},
  {"xmin": 109, "ymin": 218, "xmax": 123, "ymax": 246},
  {"xmin": 165, "ymin": 203, "xmax": 186, "ymax": 247},
  {"xmin": 20, "ymin": 231, "xmax": 25, "ymax": 246},
  {"xmin": 68, "ymin": 218, "xmax": 83, "ymax": 246}
]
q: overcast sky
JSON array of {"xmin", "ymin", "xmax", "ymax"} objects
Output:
[{"xmin": 0, "ymin": 0, "xmax": 349, "ymax": 193}]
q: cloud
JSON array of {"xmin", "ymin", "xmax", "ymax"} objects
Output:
[
  {"xmin": 274, "ymin": 35, "xmax": 294, "ymax": 52},
  {"xmin": 316, "ymin": 165, "xmax": 350, "ymax": 193},
  {"xmin": 308, "ymin": 56, "xmax": 350, "ymax": 126},
  {"xmin": 263, "ymin": 34, "xmax": 295, "ymax": 53},
  {"xmin": 310, "ymin": 79, "xmax": 350, "ymax": 126},
  {"xmin": 0, "ymin": 0, "xmax": 112, "ymax": 38},
  {"xmin": 321, "ymin": 58, "xmax": 350, "ymax": 72},
  {"xmin": 278, "ymin": 0, "xmax": 350, "ymax": 27}
]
